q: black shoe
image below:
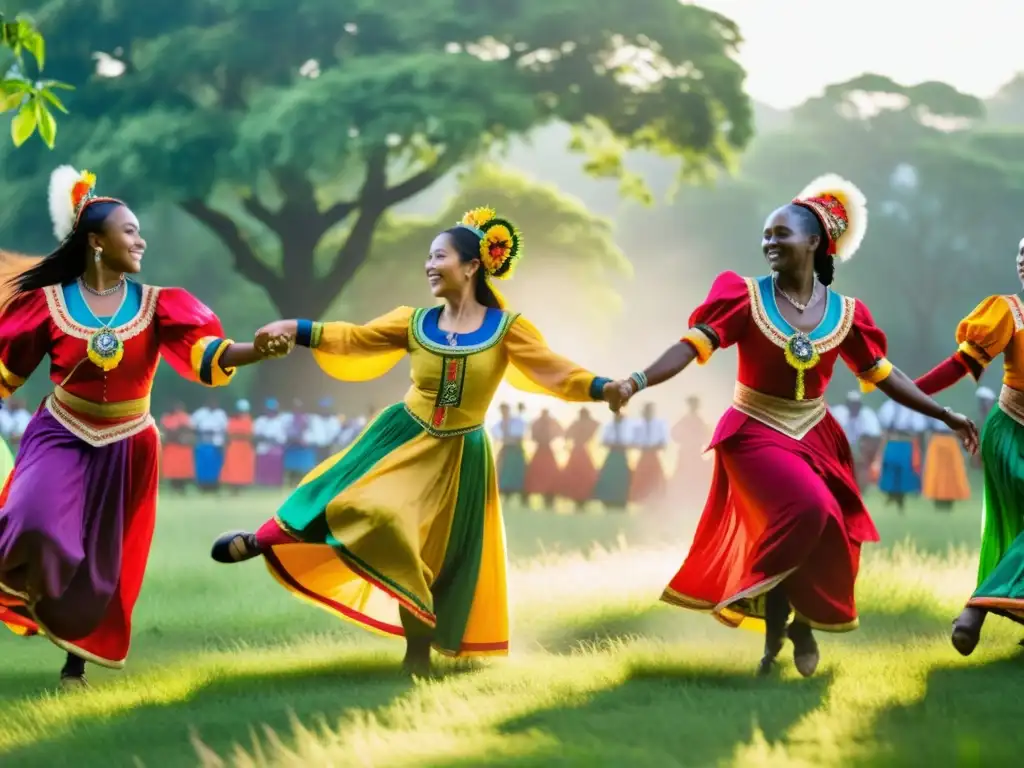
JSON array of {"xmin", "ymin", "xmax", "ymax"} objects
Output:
[
  {"xmin": 211, "ymin": 531, "xmax": 261, "ymax": 564},
  {"xmin": 787, "ymin": 621, "xmax": 820, "ymax": 678},
  {"xmin": 756, "ymin": 630, "xmax": 785, "ymax": 676}
]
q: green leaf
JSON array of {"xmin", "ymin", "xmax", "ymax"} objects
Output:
[
  {"xmin": 35, "ymin": 98, "xmax": 56, "ymax": 148},
  {"xmin": 11, "ymin": 101, "xmax": 37, "ymax": 146},
  {"xmin": 39, "ymin": 80, "xmax": 74, "ymax": 91},
  {"xmin": 40, "ymin": 88, "xmax": 68, "ymax": 113},
  {"xmin": 0, "ymin": 90, "xmax": 23, "ymax": 112},
  {"xmin": 20, "ymin": 28, "xmax": 44, "ymax": 70}
]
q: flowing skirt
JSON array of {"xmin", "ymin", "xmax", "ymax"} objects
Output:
[
  {"xmin": 558, "ymin": 445, "xmax": 599, "ymax": 503},
  {"xmin": 194, "ymin": 443, "xmax": 223, "ymax": 486},
  {"xmin": 0, "ymin": 408, "xmax": 160, "ymax": 667},
  {"xmin": 878, "ymin": 439, "xmax": 921, "ymax": 495},
  {"xmin": 497, "ymin": 443, "xmax": 526, "ymax": 494},
  {"xmin": 524, "ymin": 444, "xmax": 561, "ymax": 497},
  {"xmin": 971, "ymin": 407, "xmax": 1024, "ymax": 588},
  {"xmin": 256, "ymin": 447, "xmax": 285, "ymax": 487},
  {"xmin": 629, "ymin": 449, "xmax": 667, "ymax": 503},
  {"xmin": 262, "ymin": 403, "xmax": 509, "ymax": 657},
  {"xmin": 593, "ymin": 448, "xmax": 631, "ymax": 508},
  {"xmin": 161, "ymin": 443, "xmax": 194, "ymax": 482},
  {"xmin": 222, "ymin": 439, "xmax": 255, "ymax": 486},
  {"xmin": 921, "ymin": 434, "xmax": 970, "ymax": 502},
  {"xmin": 662, "ymin": 409, "xmax": 878, "ymax": 632}
]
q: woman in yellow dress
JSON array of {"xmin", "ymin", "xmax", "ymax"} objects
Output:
[{"xmin": 211, "ymin": 208, "xmax": 622, "ymax": 674}]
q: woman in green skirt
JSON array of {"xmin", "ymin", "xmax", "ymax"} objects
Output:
[
  {"xmin": 915, "ymin": 249, "xmax": 1024, "ymax": 653},
  {"xmin": 593, "ymin": 410, "xmax": 632, "ymax": 511}
]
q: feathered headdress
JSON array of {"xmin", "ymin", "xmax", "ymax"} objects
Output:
[
  {"xmin": 48, "ymin": 165, "xmax": 99, "ymax": 241},
  {"xmin": 792, "ymin": 174, "xmax": 867, "ymax": 263},
  {"xmin": 457, "ymin": 206, "xmax": 523, "ymax": 280}
]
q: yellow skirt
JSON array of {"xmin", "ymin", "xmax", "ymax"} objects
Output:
[
  {"xmin": 264, "ymin": 403, "xmax": 509, "ymax": 656},
  {"xmin": 922, "ymin": 433, "xmax": 971, "ymax": 501}
]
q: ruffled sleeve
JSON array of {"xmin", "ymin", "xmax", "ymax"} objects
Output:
[
  {"xmin": 680, "ymin": 271, "xmax": 750, "ymax": 364},
  {"xmin": 155, "ymin": 287, "xmax": 236, "ymax": 387},
  {"xmin": 503, "ymin": 315, "xmax": 610, "ymax": 402},
  {"xmin": 954, "ymin": 295, "xmax": 1017, "ymax": 376},
  {"xmin": 298, "ymin": 306, "xmax": 411, "ymax": 382},
  {"xmin": 0, "ymin": 289, "xmax": 52, "ymax": 398},
  {"xmin": 839, "ymin": 299, "xmax": 892, "ymax": 392}
]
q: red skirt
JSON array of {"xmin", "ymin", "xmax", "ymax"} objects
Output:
[
  {"xmin": 524, "ymin": 444, "xmax": 561, "ymax": 496},
  {"xmin": 661, "ymin": 409, "xmax": 879, "ymax": 633},
  {"xmin": 559, "ymin": 445, "xmax": 599, "ymax": 502},
  {"xmin": 629, "ymin": 449, "xmax": 667, "ymax": 503}
]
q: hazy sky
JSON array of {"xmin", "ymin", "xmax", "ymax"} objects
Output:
[{"xmin": 695, "ymin": 0, "xmax": 1024, "ymax": 107}]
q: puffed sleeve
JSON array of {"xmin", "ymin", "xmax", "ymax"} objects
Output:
[
  {"xmin": 0, "ymin": 290, "xmax": 52, "ymax": 397},
  {"xmin": 839, "ymin": 299, "xmax": 893, "ymax": 392},
  {"xmin": 680, "ymin": 271, "xmax": 751, "ymax": 364},
  {"xmin": 503, "ymin": 315, "xmax": 611, "ymax": 402},
  {"xmin": 155, "ymin": 287, "xmax": 237, "ymax": 387},
  {"xmin": 954, "ymin": 295, "xmax": 1016, "ymax": 375},
  {"xmin": 297, "ymin": 306, "xmax": 411, "ymax": 382}
]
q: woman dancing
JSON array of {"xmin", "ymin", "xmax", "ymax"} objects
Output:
[
  {"xmin": 915, "ymin": 240, "xmax": 1024, "ymax": 654},
  {"xmin": 0, "ymin": 167, "xmax": 269, "ymax": 688},
  {"xmin": 211, "ymin": 207, "xmax": 621, "ymax": 675},
  {"xmin": 613, "ymin": 175, "xmax": 978, "ymax": 676}
]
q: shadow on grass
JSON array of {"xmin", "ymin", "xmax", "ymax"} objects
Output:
[
  {"xmin": 0, "ymin": 656, "xmax": 419, "ymax": 768},
  {"xmin": 434, "ymin": 664, "xmax": 833, "ymax": 767},
  {"xmin": 852, "ymin": 646, "xmax": 1024, "ymax": 767}
]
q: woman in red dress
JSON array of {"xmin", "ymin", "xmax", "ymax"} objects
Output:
[
  {"xmin": 523, "ymin": 408, "xmax": 563, "ymax": 508},
  {"xmin": 0, "ymin": 168, "xmax": 269, "ymax": 688},
  {"xmin": 613, "ymin": 175, "xmax": 979, "ymax": 676},
  {"xmin": 558, "ymin": 408, "xmax": 600, "ymax": 510}
]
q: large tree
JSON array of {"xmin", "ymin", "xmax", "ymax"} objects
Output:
[{"xmin": 0, "ymin": 0, "xmax": 750, "ymax": 321}]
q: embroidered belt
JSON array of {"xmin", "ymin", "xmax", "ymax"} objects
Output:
[
  {"xmin": 404, "ymin": 404, "xmax": 483, "ymax": 438},
  {"xmin": 998, "ymin": 385, "xmax": 1024, "ymax": 428},
  {"xmin": 732, "ymin": 382, "xmax": 827, "ymax": 441},
  {"xmin": 46, "ymin": 392, "xmax": 155, "ymax": 447},
  {"xmin": 53, "ymin": 385, "xmax": 151, "ymax": 419}
]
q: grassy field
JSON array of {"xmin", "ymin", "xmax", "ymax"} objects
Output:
[{"xmin": 2, "ymin": 484, "xmax": 1022, "ymax": 767}]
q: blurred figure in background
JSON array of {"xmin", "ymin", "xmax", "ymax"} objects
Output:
[
  {"xmin": 2, "ymin": 397, "xmax": 31, "ymax": 455},
  {"xmin": 876, "ymin": 399, "xmax": 926, "ymax": 511},
  {"xmin": 282, "ymin": 399, "xmax": 317, "ymax": 486},
  {"xmin": 921, "ymin": 416, "xmax": 970, "ymax": 511},
  {"xmin": 670, "ymin": 395, "xmax": 712, "ymax": 505},
  {"xmin": 491, "ymin": 403, "xmax": 527, "ymax": 504},
  {"xmin": 593, "ymin": 409, "xmax": 633, "ymax": 511},
  {"xmin": 310, "ymin": 398, "xmax": 342, "ymax": 463},
  {"xmin": 524, "ymin": 408, "xmax": 563, "ymax": 509},
  {"xmin": 192, "ymin": 395, "xmax": 228, "ymax": 493},
  {"xmin": 559, "ymin": 407, "xmax": 600, "ymax": 511},
  {"xmin": 221, "ymin": 399, "xmax": 255, "ymax": 494},
  {"xmin": 629, "ymin": 402, "xmax": 668, "ymax": 506},
  {"xmin": 159, "ymin": 401, "xmax": 194, "ymax": 493},
  {"xmin": 831, "ymin": 391, "xmax": 881, "ymax": 489},
  {"xmin": 253, "ymin": 398, "xmax": 286, "ymax": 488}
]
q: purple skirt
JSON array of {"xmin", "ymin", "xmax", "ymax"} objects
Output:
[
  {"xmin": 256, "ymin": 447, "xmax": 284, "ymax": 487},
  {"xmin": 0, "ymin": 408, "xmax": 150, "ymax": 644}
]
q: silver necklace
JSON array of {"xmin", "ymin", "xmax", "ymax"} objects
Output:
[
  {"xmin": 773, "ymin": 275, "xmax": 818, "ymax": 313},
  {"xmin": 80, "ymin": 275, "xmax": 125, "ymax": 297}
]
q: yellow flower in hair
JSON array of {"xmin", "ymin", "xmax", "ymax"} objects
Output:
[
  {"xmin": 462, "ymin": 207, "xmax": 496, "ymax": 230},
  {"xmin": 480, "ymin": 223, "xmax": 513, "ymax": 273}
]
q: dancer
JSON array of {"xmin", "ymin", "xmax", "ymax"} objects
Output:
[
  {"xmin": 491, "ymin": 403, "xmax": 527, "ymax": 503},
  {"xmin": 0, "ymin": 167, "xmax": 270, "ymax": 688},
  {"xmin": 915, "ymin": 243, "xmax": 1024, "ymax": 653},
  {"xmin": 613, "ymin": 175, "xmax": 978, "ymax": 676},
  {"xmin": 593, "ymin": 409, "xmax": 633, "ymax": 511},
  {"xmin": 221, "ymin": 399, "xmax": 256, "ymax": 494},
  {"xmin": 524, "ymin": 408, "xmax": 564, "ymax": 509},
  {"xmin": 253, "ymin": 398, "xmax": 286, "ymax": 487},
  {"xmin": 628, "ymin": 402, "xmax": 669, "ymax": 506},
  {"xmin": 875, "ymin": 399, "xmax": 926, "ymax": 511},
  {"xmin": 559, "ymin": 407, "xmax": 601, "ymax": 511},
  {"xmin": 920, "ymin": 417, "xmax": 970, "ymax": 511},
  {"xmin": 192, "ymin": 395, "xmax": 228, "ymax": 492},
  {"xmin": 159, "ymin": 401, "xmax": 195, "ymax": 493},
  {"xmin": 211, "ymin": 207, "xmax": 621, "ymax": 675}
]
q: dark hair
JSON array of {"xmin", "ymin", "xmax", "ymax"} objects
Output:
[
  {"xmin": 786, "ymin": 203, "xmax": 835, "ymax": 286},
  {"xmin": 12, "ymin": 200, "xmax": 124, "ymax": 295},
  {"xmin": 443, "ymin": 225, "xmax": 506, "ymax": 309}
]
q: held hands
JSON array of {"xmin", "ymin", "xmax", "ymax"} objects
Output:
[
  {"xmin": 254, "ymin": 320, "xmax": 297, "ymax": 359},
  {"xmin": 943, "ymin": 408, "xmax": 980, "ymax": 455},
  {"xmin": 602, "ymin": 378, "xmax": 639, "ymax": 412}
]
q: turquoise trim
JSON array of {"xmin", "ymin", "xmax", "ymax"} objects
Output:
[
  {"xmin": 61, "ymin": 280, "xmax": 142, "ymax": 328},
  {"xmin": 589, "ymin": 376, "xmax": 611, "ymax": 401},
  {"xmin": 199, "ymin": 338, "xmax": 227, "ymax": 385},
  {"xmin": 756, "ymin": 274, "xmax": 841, "ymax": 341},
  {"xmin": 412, "ymin": 306, "xmax": 518, "ymax": 356}
]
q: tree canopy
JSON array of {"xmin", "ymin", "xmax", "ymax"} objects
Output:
[{"xmin": 1, "ymin": 0, "xmax": 751, "ymax": 323}]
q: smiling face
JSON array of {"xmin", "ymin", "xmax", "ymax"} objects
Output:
[
  {"xmin": 762, "ymin": 205, "xmax": 820, "ymax": 275},
  {"xmin": 90, "ymin": 205, "xmax": 146, "ymax": 274},
  {"xmin": 425, "ymin": 232, "xmax": 477, "ymax": 299}
]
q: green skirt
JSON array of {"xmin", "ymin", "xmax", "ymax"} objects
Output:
[
  {"xmin": 593, "ymin": 448, "xmax": 631, "ymax": 508},
  {"xmin": 968, "ymin": 405, "xmax": 1024, "ymax": 624},
  {"xmin": 497, "ymin": 443, "xmax": 526, "ymax": 494}
]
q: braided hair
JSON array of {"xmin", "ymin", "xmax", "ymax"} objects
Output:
[{"xmin": 787, "ymin": 203, "xmax": 835, "ymax": 286}]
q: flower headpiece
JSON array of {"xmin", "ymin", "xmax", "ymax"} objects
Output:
[
  {"xmin": 48, "ymin": 165, "xmax": 121, "ymax": 242},
  {"xmin": 792, "ymin": 174, "xmax": 867, "ymax": 263},
  {"xmin": 457, "ymin": 206, "xmax": 523, "ymax": 280}
]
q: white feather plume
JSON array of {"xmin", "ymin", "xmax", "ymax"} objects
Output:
[
  {"xmin": 48, "ymin": 165, "xmax": 82, "ymax": 242},
  {"xmin": 797, "ymin": 173, "xmax": 868, "ymax": 263}
]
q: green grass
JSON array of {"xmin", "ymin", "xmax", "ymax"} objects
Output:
[{"xmin": 2, "ymin": 483, "xmax": 1022, "ymax": 767}]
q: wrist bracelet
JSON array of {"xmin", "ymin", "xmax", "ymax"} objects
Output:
[{"xmin": 629, "ymin": 371, "xmax": 648, "ymax": 393}]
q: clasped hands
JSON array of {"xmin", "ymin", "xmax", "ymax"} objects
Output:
[
  {"xmin": 254, "ymin": 320, "xmax": 298, "ymax": 359},
  {"xmin": 601, "ymin": 377, "xmax": 641, "ymax": 413}
]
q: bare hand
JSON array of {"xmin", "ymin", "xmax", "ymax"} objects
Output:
[
  {"xmin": 255, "ymin": 320, "xmax": 297, "ymax": 359},
  {"xmin": 602, "ymin": 381, "xmax": 625, "ymax": 412},
  {"xmin": 944, "ymin": 409, "xmax": 980, "ymax": 455}
]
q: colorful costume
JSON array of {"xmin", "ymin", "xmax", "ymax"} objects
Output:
[
  {"xmin": 254, "ymin": 401, "xmax": 286, "ymax": 487},
  {"xmin": 558, "ymin": 413, "xmax": 600, "ymax": 504},
  {"xmin": 661, "ymin": 270, "xmax": 891, "ymax": 632},
  {"xmin": 921, "ymin": 418, "xmax": 970, "ymax": 504},
  {"xmin": 593, "ymin": 416, "xmax": 632, "ymax": 509},
  {"xmin": 523, "ymin": 413, "xmax": 563, "ymax": 500},
  {"xmin": 629, "ymin": 416, "xmax": 669, "ymax": 504},
  {"xmin": 491, "ymin": 413, "xmax": 527, "ymax": 497},
  {"xmin": 916, "ymin": 294, "xmax": 1024, "ymax": 620},
  {"xmin": 192, "ymin": 404, "xmax": 227, "ymax": 489},
  {"xmin": 876, "ymin": 400, "xmax": 924, "ymax": 496},
  {"xmin": 255, "ymin": 306, "xmax": 609, "ymax": 657},
  {"xmin": 221, "ymin": 408, "xmax": 255, "ymax": 488},
  {"xmin": 0, "ymin": 280, "xmax": 235, "ymax": 667},
  {"xmin": 159, "ymin": 409, "xmax": 195, "ymax": 486}
]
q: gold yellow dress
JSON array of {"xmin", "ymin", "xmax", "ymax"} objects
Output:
[{"xmin": 263, "ymin": 305, "xmax": 609, "ymax": 656}]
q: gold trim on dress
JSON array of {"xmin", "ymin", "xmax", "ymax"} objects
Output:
[
  {"xmin": 1003, "ymin": 294, "xmax": 1024, "ymax": 331},
  {"xmin": 45, "ymin": 395, "xmax": 155, "ymax": 447},
  {"xmin": 681, "ymin": 327, "xmax": 716, "ymax": 364},
  {"xmin": 744, "ymin": 277, "xmax": 855, "ymax": 354},
  {"xmin": 43, "ymin": 283, "xmax": 160, "ymax": 341},
  {"xmin": 732, "ymin": 382, "xmax": 827, "ymax": 441},
  {"xmin": 998, "ymin": 385, "xmax": 1024, "ymax": 428},
  {"xmin": 403, "ymin": 404, "xmax": 483, "ymax": 438},
  {"xmin": 53, "ymin": 385, "xmax": 151, "ymax": 418}
]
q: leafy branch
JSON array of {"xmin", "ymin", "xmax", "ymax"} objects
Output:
[{"xmin": 1, "ymin": 13, "xmax": 72, "ymax": 148}]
